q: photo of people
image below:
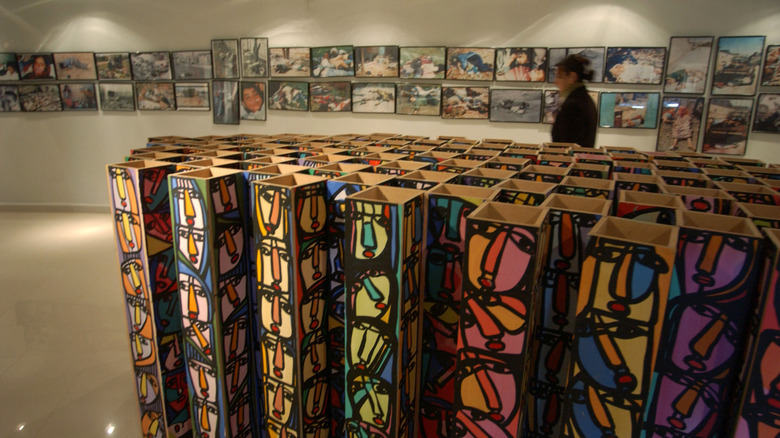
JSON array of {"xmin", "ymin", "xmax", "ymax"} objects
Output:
[
  {"xmin": 352, "ymin": 83, "xmax": 395, "ymax": 113},
  {"xmin": 269, "ymin": 48, "xmax": 311, "ymax": 77},
  {"xmin": 211, "ymin": 39, "xmax": 239, "ymax": 79},
  {"xmin": 240, "ymin": 38, "xmax": 269, "ymax": 78},
  {"xmin": 130, "ymin": 52, "xmax": 172, "ymax": 80},
  {"xmin": 355, "ymin": 46, "xmax": 399, "ymax": 78},
  {"xmin": 396, "ymin": 84, "xmax": 441, "ymax": 115},
  {"xmin": 267, "ymin": 81, "xmax": 308, "ymax": 111},
  {"xmin": 399, "ymin": 47, "xmax": 445, "ymax": 79},
  {"xmin": 212, "ymin": 80, "xmax": 239, "ymax": 124},
  {"xmin": 18, "ymin": 84, "xmax": 62, "ymax": 111},
  {"xmin": 17, "ymin": 53, "xmax": 57, "ymax": 80},
  {"xmin": 0, "ymin": 86, "xmax": 21, "ymax": 112},
  {"xmin": 309, "ymin": 82, "xmax": 351, "ymax": 112},
  {"xmin": 664, "ymin": 37, "xmax": 713, "ymax": 94},
  {"xmin": 445, "ymin": 48, "xmax": 495, "ymax": 81},
  {"xmin": 762, "ymin": 45, "xmax": 780, "ymax": 86},
  {"xmin": 543, "ymin": 89, "xmax": 598, "ymax": 124},
  {"xmin": 442, "ymin": 87, "xmax": 489, "ymax": 119},
  {"xmin": 495, "ymin": 48, "xmax": 546, "ymax": 82},
  {"xmin": 490, "ymin": 89, "xmax": 541, "ymax": 123},
  {"xmin": 95, "ymin": 52, "xmax": 132, "ymax": 80},
  {"xmin": 239, "ymin": 82, "xmax": 266, "ymax": 119},
  {"xmin": 0, "ymin": 53, "xmax": 20, "ymax": 80},
  {"xmin": 99, "ymin": 83, "xmax": 135, "ymax": 111},
  {"xmin": 548, "ymin": 47, "xmax": 604, "ymax": 83},
  {"xmin": 135, "ymin": 82, "xmax": 175, "ymax": 110},
  {"xmin": 604, "ymin": 47, "xmax": 666, "ymax": 84},
  {"xmin": 702, "ymin": 97, "xmax": 754, "ymax": 155},
  {"xmin": 753, "ymin": 94, "xmax": 780, "ymax": 133},
  {"xmin": 171, "ymin": 51, "xmax": 213, "ymax": 80},
  {"xmin": 53, "ymin": 52, "xmax": 97, "ymax": 80},
  {"xmin": 311, "ymin": 46, "xmax": 354, "ymax": 78},
  {"xmin": 712, "ymin": 36, "xmax": 765, "ymax": 96},
  {"xmin": 175, "ymin": 83, "xmax": 210, "ymax": 111},
  {"xmin": 656, "ymin": 97, "xmax": 705, "ymax": 152},
  {"xmin": 599, "ymin": 92, "xmax": 660, "ymax": 129},
  {"xmin": 60, "ymin": 83, "xmax": 98, "ymax": 110}
]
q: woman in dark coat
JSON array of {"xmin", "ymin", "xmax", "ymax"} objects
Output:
[{"xmin": 551, "ymin": 54, "xmax": 598, "ymax": 148}]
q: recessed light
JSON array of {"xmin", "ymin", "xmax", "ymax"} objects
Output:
[
  {"xmin": 17, "ymin": 423, "xmax": 25, "ymax": 431},
  {"xmin": 106, "ymin": 424, "xmax": 115, "ymax": 435}
]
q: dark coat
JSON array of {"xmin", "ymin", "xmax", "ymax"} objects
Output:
[{"xmin": 551, "ymin": 85, "xmax": 597, "ymax": 148}]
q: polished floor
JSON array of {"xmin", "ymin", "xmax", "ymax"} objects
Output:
[{"xmin": 0, "ymin": 211, "xmax": 142, "ymax": 438}]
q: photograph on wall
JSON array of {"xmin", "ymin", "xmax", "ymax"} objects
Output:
[
  {"xmin": 311, "ymin": 46, "xmax": 354, "ymax": 77},
  {"xmin": 656, "ymin": 96, "xmax": 705, "ymax": 152},
  {"xmin": 59, "ymin": 83, "xmax": 98, "ymax": 110},
  {"xmin": 269, "ymin": 47, "xmax": 311, "ymax": 77},
  {"xmin": 0, "ymin": 85, "xmax": 21, "ymax": 112},
  {"xmin": 175, "ymin": 83, "xmax": 210, "ymax": 111},
  {"xmin": 604, "ymin": 47, "xmax": 666, "ymax": 84},
  {"xmin": 135, "ymin": 82, "xmax": 175, "ymax": 111},
  {"xmin": 18, "ymin": 84, "xmax": 62, "ymax": 111},
  {"xmin": 351, "ymin": 82, "xmax": 395, "ymax": 113},
  {"xmin": 98, "ymin": 83, "xmax": 135, "ymax": 111},
  {"xmin": 0, "ymin": 53, "xmax": 19, "ymax": 80},
  {"xmin": 17, "ymin": 53, "xmax": 56, "ymax": 80},
  {"xmin": 495, "ymin": 48, "xmax": 547, "ymax": 82},
  {"xmin": 702, "ymin": 97, "xmax": 753, "ymax": 155},
  {"xmin": 95, "ymin": 52, "xmax": 132, "ymax": 80},
  {"xmin": 399, "ymin": 46, "xmax": 445, "ymax": 79},
  {"xmin": 598, "ymin": 92, "xmax": 660, "ymax": 129},
  {"xmin": 548, "ymin": 47, "xmax": 604, "ymax": 83},
  {"xmin": 753, "ymin": 94, "xmax": 780, "ymax": 133},
  {"xmin": 664, "ymin": 36, "xmax": 713, "ymax": 94},
  {"xmin": 267, "ymin": 80, "xmax": 308, "ymax": 111},
  {"xmin": 543, "ymin": 89, "xmax": 598, "ymax": 124},
  {"xmin": 442, "ymin": 86, "xmax": 489, "ymax": 119},
  {"xmin": 53, "ymin": 52, "xmax": 97, "ymax": 80},
  {"xmin": 239, "ymin": 81, "xmax": 266, "ymax": 120},
  {"xmin": 309, "ymin": 82, "xmax": 351, "ymax": 112},
  {"xmin": 212, "ymin": 80, "xmax": 239, "ymax": 124},
  {"xmin": 354, "ymin": 46, "xmax": 399, "ymax": 78},
  {"xmin": 396, "ymin": 83, "xmax": 441, "ymax": 115},
  {"xmin": 211, "ymin": 39, "xmax": 239, "ymax": 79},
  {"xmin": 711, "ymin": 36, "xmax": 765, "ymax": 96},
  {"xmin": 240, "ymin": 37, "xmax": 269, "ymax": 78},
  {"xmin": 762, "ymin": 45, "xmax": 780, "ymax": 86},
  {"xmin": 171, "ymin": 50, "xmax": 213, "ymax": 80},
  {"xmin": 445, "ymin": 48, "xmax": 495, "ymax": 81},
  {"xmin": 130, "ymin": 52, "xmax": 172, "ymax": 81},
  {"xmin": 490, "ymin": 89, "xmax": 541, "ymax": 123}
]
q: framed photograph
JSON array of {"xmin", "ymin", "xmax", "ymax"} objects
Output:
[
  {"xmin": 95, "ymin": 52, "xmax": 132, "ymax": 80},
  {"xmin": 98, "ymin": 83, "xmax": 135, "ymax": 111},
  {"xmin": 130, "ymin": 52, "xmax": 172, "ymax": 80},
  {"xmin": 753, "ymin": 93, "xmax": 780, "ymax": 133},
  {"xmin": 267, "ymin": 80, "xmax": 308, "ymax": 111},
  {"xmin": 352, "ymin": 83, "xmax": 395, "ymax": 113},
  {"xmin": 495, "ymin": 48, "xmax": 547, "ymax": 82},
  {"xmin": 311, "ymin": 46, "xmax": 354, "ymax": 78},
  {"xmin": 445, "ymin": 48, "xmax": 495, "ymax": 81},
  {"xmin": 212, "ymin": 81, "xmax": 239, "ymax": 124},
  {"xmin": 702, "ymin": 98, "xmax": 754, "ymax": 155},
  {"xmin": 0, "ymin": 85, "xmax": 21, "ymax": 112},
  {"xmin": 269, "ymin": 48, "xmax": 311, "ymax": 77},
  {"xmin": 0, "ymin": 53, "xmax": 20, "ymax": 80},
  {"xmin": 171, "ymin": 50, "xmax": 213, "ymax": 80},
  {"xmin": 18, "ymin": 84, "xmax": 62, "ymax": 111},
  {"xmin": 240, "ymin": 37, "xmax": 269, "ymax": 78},
  {"xmin": 656, "ymin": 96, "xmax": 705, "ymax": 152},
  {"xmin": 212, "ymin": 39, "xmax": 239, "ymax": 79},
  {"xmin": 762, "ymin": 45, "xmax": 780, "ymax": 86},
  {"xmin": 543, "ymin": 89, "xmax": 599, "ymax": 124},
  {"xmin": 135, "ymin": 82, "xmax": 175, "ymax": 110},
  {"xmin": 309, "ymin": 82, "xmax": 350, "ymax": 112},
  {"xmin": 60, "ymin": 83, "xmax": 98, "ymax": 110},
  {"xmin": 548, "ymin": 47, "xmax": 605, "ymax": 83},
  {"xmin": 712, "ymin": 36, "xmax": 765, "ymax": 96},
  {"xmin": 17, "ymin": 53, "xmax": 56, "ymax": 80},
  {"xmin": 490, "ymin": 89, "xmax": 542, "ymax": 123},
  {"xmin": 604, "ymin": 47, "xmax": 666, "ymax": 84},
  {"xmin": 664, "ymin": 37, "xmax": 713, "ymax": 94},
  {"xmin": 175, "ymin": 83, "xmax": 210, "ymax": 111},
  {"xmin": 239, "ymin": 81, "xmax": 266, "ymax": 120},
  {"xmin": 598, "ymin": 92, "xmax": 660, "ymax": 129},
  {"xmin": 355, "ymin": 46, "xmax": 399, "ymax": 78},
  {"xmin": 442, "ymin": 86, "xmax": 489, "ymax": 119},
  {"xmin": 396, "ymin": 83, "xmax": 441, "ymax": 116},
  {"xmin": 399, "ymin": 46, "xmax": 446, "ymax": 79},
  {"xmin": 53, "ymin": 52, "xmax": 96, "ymax": 80}
]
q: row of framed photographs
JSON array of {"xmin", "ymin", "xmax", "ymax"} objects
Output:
[{"xmin": 2, "ymin": 36, "xmax": 778, "ymax": 95}]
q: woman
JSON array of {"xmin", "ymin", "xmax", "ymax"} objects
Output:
[{"xmin": 551, "ymin": 54, "xmax": 598, "ymax": 148}]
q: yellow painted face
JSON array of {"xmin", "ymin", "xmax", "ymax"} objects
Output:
[{"xmin": 350, "ymin": 201, "xmax": 391, "ymax": 260}]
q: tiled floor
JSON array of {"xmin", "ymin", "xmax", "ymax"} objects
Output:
[{"xmin": 0, "ymin": 211, "xmax": 141, "ymax": 438}]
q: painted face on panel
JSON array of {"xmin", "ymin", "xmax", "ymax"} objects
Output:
[
  {"xmin": 136, "ymin": 370, "xmax": 161, "ymax": 405},
  {"xmin": 351, "ymin": 271, "xmax": 393, "ymax": 320},
  {"xmin": 179, "ymin": 273, "xmax": 211, "ymax": 324},
  {"xmin": 222, "ymin": 316, "xmax": 248, "ymax": 362},
  {"xmin": 122, "ymin": 259, "xmax": 149, "ymax": 318},
  {"xmin": 267, "ymin": 420, "xmax": 298, "ymax": 438},
  {"xmin": 349, "ymin": 373, "xmax": 392, "ymax": 429},
  {"xmin": 349, "ymin": 201, "xmax": 392, "ymax": 260},
  {"xmin": 132, "ymin": 316, "xmax": 156, "ymax": 366},
  {"xmin": 141, "ymin": 167, "xmax": 170, "ymax": 211},
  {"xmin": 668, "ymin": 303, "xmax": 739, "ymax": 375},
  {"xmin": 300, "ymin": 239, "xmax": 328, "ymax": 292},
  {"xmin": 161, "ymin": 335, "xmax": 185, "ymax": 371},
  {"xmin": 228, "ymin": 389, "xmax": 252, "ymax": 437},
  {"xmin": 679, "ymin": 231, "xmax": 755, "ymax": 297},
  {"xmin": 301, "ymin": 329, "xmax": 327, "ymax": 379},
  {"xmin": 210, "ymin": 176, "xmax": 239, "ymax": 215},
  {"xmin": 155, "ymin": 291, "xmax": 181, "ymax": 336},
  {"xmin": 219, "ymin": 275, "xmax": 247, "ymax": 321},
  {"xmin": 297, "ymin": 184, "xmax": 327, "ymax": 234},
  {"xmin": 258, "ymin": 238, "xmax": 292, "ymax": 297},
  {"xmin": 349, "ymin": 321, "xmax": 393, "ymax": 373},
  {"xmin": 262, "ymin": 333, "xmax": 295, "ymax": 385},
  {"xmin": 403, "ymin": 198, "xmax": 423, "ymax": 255},
  {"xmin": 256, "ymin": 185, "xmax": 290, "ymax": 240},
  {"xmin": 265, "ymin": 379, "xmax": 295, "ymax": 424},
  {"xmin": 456, "ymin": 353, "xmax": 519, "ymax": 427},
  {"xmin": 346, "ymin": 421, "xmax": 388, "ymax": 438},
  {"xmin": 115, "ymin": 208, "xmax": 143, "ymax": 254},
  {"xmin": 163, "ymin": 369, "xmax": 190, "ymax": 413},
  {"xmin": 194, "ymin": 398, "xmax": 220, "ymax": 438},
  {"xmin": 224, "ymin": 353, "xmax": 249, "ymax": 403},
  {"xmin": 426, "ymin": 197, "xmax": 471, "ymax": 301},
  {"xmin": 172, "ymin": 179, "xmax": 208, "ymax": 272},
  {"xmin": 303, "ymin": 375, "xmax": 329, "ymax": 418},
  {"xmin": 141, "ymin": 411, "xmax": 165, "ymax": 438},
  {"xmin": 303, "ymin": 419, "xmax": 330, "ymax": 438},
  {"xmin": 109, "ymin": 167, "xmax": 139, "ymax": 214},
  {"xmin": 150, "ymin": 250, "xmax": 177, "ymax": 295},
  {"xmin": 467, "ymin": 224, "xmax": 535, "ymax": 293},
  {"xmin": 647, "ymin": 373, "xmax": 720, "ymax": 435},
  {"xmin": 184, "ymin": 319, "xmax": 213, "ymax": 357},
  {"xmin": 188, "ymin": 359, "xmax": 218, "ymax": 403},
  {"xmin": 217, "ymin": 224, "xmax": 244, "ymax": 275},
  {"xmin": 260, "ymin": 285, "xmax": 293, "ymax": 339},
  {"xmin": 301, "ymin": 286, "xmax": 326, "ymax": 332},
  {"xmin": 144, "ymin": 210, "xmax": 173, "ymax": 244}
]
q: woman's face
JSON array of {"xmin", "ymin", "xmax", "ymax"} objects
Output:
[
  {"xmin": 242, "ymin": 86, "xmax": 263, "ymax": 112},
  {"xmin": 33, "ymin": 57, "xmax": 47, "ymax": 76},
  {"xmin": 554, "ymin": 67, "xmax": 577, "ymax": 92}
]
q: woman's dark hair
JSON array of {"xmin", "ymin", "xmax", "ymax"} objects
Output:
[{"xmin": 556, "ymin": 54, "xmax": 595, "ymax": 82}]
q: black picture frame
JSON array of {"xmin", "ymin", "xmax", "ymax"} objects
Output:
[
  {"xmin": 598, "ymin": 92, "xmax": 661, "ymax": 129},
  {"xmin": 351, "ymin": 83, "xmax": 396, "ymax": 113},
  {"xmin": 399, "ymin": 47, "xmax": 446, "ymax": 79},
  {"xmin": 311, "ymin": 46, "xmax": 355, "ymax": 78},
  {"xmin": 495, "ymin": 48, "xmax": 547, "ymax": 82},
  {"xmin": 239, "ymin": 81, "xmax": 266, "ymax": 120},
  {"xmin": 753, "ymin": 93, "xmax": 780, "ymax": 133},
  {"xmin": 548, "ymin": 47, "xmax": 605, "ymax": 83},
  {"xmin": 98, "ymin": 83, "xmax": 135, "ymax": 111},
  {"xmin": 702, "ymin": 97, "xmax": 754, "ymax": 155},
  {"xmin": 17, "ymin": 53, "xmax": 57, "ymax": 80},
  {"xmin": 0, "ymin": 53, "xmax": 20, "ymax": 80},
  {"xmin": 604, "ymin": 47, "xmax": 666, "ymax": 84},
  {"xmin": 269, "ymin": 48, "xmax": 311, "ymax": 78},
  {"xmin": 240, "ymin": 37, "xmax": 269, "ymax": 78},
  {"xmin": 53, "ymin": 52, "xmax": 97, "ymax": 80},
  {"xmin": 212, "ymin": 39, "xmax": 240, "ymax": 79},
  {"xmin": 175, "ymin": 83, "xmax": 210, "ymax": 111},
  {"xmin": 656, "ymin": 96, "xmax": 706, "ymax": 152},
  {"xmin": 60, "ymin": 83, "xmax": 98, "ymax": 110},
  {"xmin": 664, "ymin": 36, "xmax": 714, "ymax": 94},
  {"xmin": 212, "ymin": 80, "xmax": 240, "ymax": 123},
  {"xmin": 441, "ymin": 86, "xmax": 489, "ymax": 119},
  {"xmin": 761, "ymin": 45, "xmax": 780, "ymax": 86},
  {"xmin": 135, "ymin": 82, "xmax": 176, "ymax": 110},
  {"xmin": 267, "ymin": 80, "xmax": 309, "ymax": 111},
  {"xmin": 18, "ymin": 84, "xmax": 62, "ymax": 111},
  {"xmin": 396, "ymin": 83, "xmax": 441, "ymax": 116},
  {"xmin": 171, "ymin": 50, "xmax": 213, "ymax": 80},
  {"xmin": 95, "ymin": 52, "xmax": 132, "ymax": 80},
  {"xmin": 489, "ymin": 89, "xmax": 542, "ymax": 123},
  {"xmin": 711, "ymin": 36, "xmax": 765, "ymax": 96},
  {"xmin": 445, "ymin": 48, "xmax": 496, "ymax": 81},
  {"xmin": 0, "ymin": 85, "xmax": 21, "ymax": 111},
  {"xmin": 130, "ymin": 52, "xmax": 172, "ymax": 81},
  {"xmin": 354, "ymin": 46, "xmax": 399, "ymax": 78}
]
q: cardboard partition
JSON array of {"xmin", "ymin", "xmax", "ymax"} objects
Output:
[
  {"xmin": 460, "ymin": 149, "xmax": 502, "ymax": 161},
  {"xmin": 735, "ymin": 202, "xmax": 780, "ymax": 229},
  {"xmin": 716, "ymin": 181, "xmax": 780, "ymax": 206},
  {"xmin": 299, "ymin": 153, "xmax": 354, "ymax": 168},
  {"xmin": 741, "ymin": 165, "xmax": 780, "ymax": 180},
  {"xmin": 484, "ymin": 156, "xmax": 531, "ymax": 172},
  {"xmin": 652, "ymin": 159, "xmax": 701, "ymax": 173},
  {"xmin": 458, "ymin": 167, "xmax": 518, "ymax": 188},
  {"xmin": 660, "ymin": 185, "xmax": 736, "ymax": 215},
  {"xmin": 612, "ymin": 160, "xmax": 655, "ymax": 175},
  {"xmin": 702, "ymin": 167, "xmax": 757, "ymax": 184},
  {"xmin": 517, "ymin": 164, "xmax": 570, "ymax": 184},
  {"xmin": 435, "ymin": 158, "xmax": 485, "ymax": 174},
  {"xmin": 609, "ymin": 152, "xmax": 649, "ymax": 162},
  {"xmin": 502, "ymin": 147, "xmax": 540, "ymax": 162},
  {"xmin": 493, "ymin": 179, "xmax": 558, "ymax": 206},
  {"xmin": 412, "ymin": 151, "xmax": 459, "ymax": 166},
  {"xmin": 537, "ymin": 154, "xmax": 576, "ymax": 168},
  {"xmin": 393, "ymin": 169, "xmax": 458, "ymax": 190},
  {"xmin": 375, "ymin": 160, "xmax": 432, "ymax": 176},
  {"xmin": 557, "ymin": 175, "xmax": 616, "ymax": 200},
  {"xmin": 656, "ymin": 169, "xmax": 714, "ymax": 188},
  {"xmin": 617, "ymin": 190, "xmax": 686, "ymax": 224}
]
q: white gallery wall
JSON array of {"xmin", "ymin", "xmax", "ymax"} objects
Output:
[{"xmin": 0, "ymin": 0, "xmax": 779, "ymax": 207}]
